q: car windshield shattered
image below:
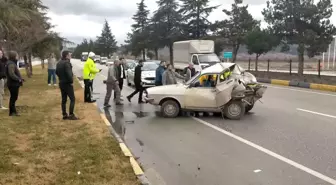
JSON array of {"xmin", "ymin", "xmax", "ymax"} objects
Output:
[{"xmin": 142, "ymin": 63, "xmax": 158, "ymax": 71}]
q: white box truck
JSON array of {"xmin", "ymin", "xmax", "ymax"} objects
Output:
[{"xmin": 173, "ymin": 40, "xmax": 220, "ymax": 73}]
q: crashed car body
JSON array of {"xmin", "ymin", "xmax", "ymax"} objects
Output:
[{"xmin": 144, "ymin": 62, "xmax": 267, "ymax": 120}]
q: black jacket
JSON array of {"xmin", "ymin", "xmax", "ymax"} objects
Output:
[
  {"xmin": 117, "ymin": 64, "xmax": 126, "ymax": 79},
  {"xmin": 6, "ymin": 60, "xmax": 22, "ymax": 87},
  {"xmin": 0, "ymin": 56, "xmax": 8, "ymax": 79},
  {"xmin": 133, "ymin": 65, "xmax": 142, "ymax": 86},
  {"xmin": 56, "ymin": 59, "xmax": 73, "ymax": 84}
]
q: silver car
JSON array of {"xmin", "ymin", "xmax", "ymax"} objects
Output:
[{"xmin": 126, "ymin": 61, "xmax": 158, "ymax": 87}]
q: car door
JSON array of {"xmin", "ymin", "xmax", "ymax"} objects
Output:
[
  {"xmin": 184, "ymin": 74, "xmax": 217, "ymax": 109},
  {"xmin": 215, "ymin": 78, "xmax": 236, "ymax": 107}
]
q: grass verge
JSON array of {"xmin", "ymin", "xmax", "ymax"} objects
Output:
[{"xmin": 0, "ymin": 66, "xmax": 139, "ymax": 185}]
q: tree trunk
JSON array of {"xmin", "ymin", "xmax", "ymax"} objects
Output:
[
  {"xmin": 232, "ymin": 45, "xmax": 240, "ymax": 63},
  {"xmin": 169, "ymin": 44, "xmax": 174, "ymax": 66},
  {"xmin": 297, "ymin": 44, "xmax": 304, "ymax": 76},
  {"xmin": 142, "ymin": 49, "xmax": 146, "ymax": 61},
  {"xmin": 23, "ymin": 55, "xmax": 31, "ymax": 78},
  {"xmin": 154, "ymin": 48, "xmax": 158, "ymax": 60},
  {"xmin": 255, "ymin": 55, "xmax": 259, "ymax": 72},
  {"xmin": 28, "ymin": 53, "xmax": 33, "ymax": 76},
  {"xmin": 41, "ymin": 59, "xmax": 45, "ymax": 69}
]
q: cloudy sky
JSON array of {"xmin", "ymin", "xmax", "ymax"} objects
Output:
[{"xmin": 43, "ymin": 0, "xmax": 336, "ymax": 46}]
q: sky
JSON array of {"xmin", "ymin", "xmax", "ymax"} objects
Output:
[{"xmin": 43, "ymin": 0, "xmax": 336, "ymax": 46}]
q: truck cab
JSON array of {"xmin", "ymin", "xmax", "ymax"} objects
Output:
[{"xmin": 173, "ymin": 40, "xmax": 221, "ymax": 73}]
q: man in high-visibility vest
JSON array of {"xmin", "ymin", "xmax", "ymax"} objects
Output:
[
  {"xmin": 83, "ymin": 52, "xmax": 101, "ymax": 103},
  {"xmin": 219, "ymin": 70, "xmax": 232, "ymax": 82}
]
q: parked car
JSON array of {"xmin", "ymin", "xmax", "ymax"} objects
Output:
[
  {"xmin": 94, "ymin": 55, "xmax": 101, "ymax": 63},
  {"xmin": 125, "ymin": 59, "xmax": 136, "ymax": 70},
  {"xmin": 100, "ymin": 57, "xmax": 108, "ymax": 65},
  {"xmin": 144, "ymin": 63, "xmax": 267, "ymax": 120},
  {"xmin": 146, "ymin": 60, "xmax": 161, "ymax": 65},
  {"xmin": 126, "ymin": 61, "xmax": 158, "ymax": 87},
  {"xmin": 18, "ymin": 61, "xmax": 25, "ymax": 68},
  {"xmin": 106, "ymin": 59, "xmax": 114, "ymax": 66}
]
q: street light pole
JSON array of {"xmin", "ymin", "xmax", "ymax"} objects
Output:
[
  {"xmin": 333, "ymin": 36, "xmax": 336, "ymax": 70},
  {"xmin": 328, "ymin": 44, "xmax": 331, "ymax": 70}
]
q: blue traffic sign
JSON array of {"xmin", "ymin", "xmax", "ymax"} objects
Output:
[{"xmin": 223, "ymin": 52, "xmax": 232, "ymax": 59}]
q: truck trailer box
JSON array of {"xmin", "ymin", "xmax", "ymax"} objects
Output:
[{"xmin": 173, "ymin": 40, "xmax": 214, "ymax": 63}]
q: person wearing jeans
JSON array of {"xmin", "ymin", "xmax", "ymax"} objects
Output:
[
  {"xmin": 56, "ymin": 50, "xmax": 78, "ymax": 120},
  {"xmin": 47, "ymin": 53, "xmax": 57, "ymax": 86},
  {"xmin": 5, "ymin": 51, "xmax": 22, "ymax": 116}
]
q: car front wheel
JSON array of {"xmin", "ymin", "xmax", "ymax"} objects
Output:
[
  {"xmin": 223, "ymin": 100, "xmax": 245, "ymax": 120},
  {"xmin": 161, "ymin": 100, "xmax": 180, "ymax": 118}
]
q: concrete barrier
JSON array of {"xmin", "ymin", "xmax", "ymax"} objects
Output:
[
  {"xmin": 257, "ymin": 78, "xmax": 336, "ymax": 93},
  {"xmin": 271, "ymin": 79, "xmax": 289, "ymax": 86}
]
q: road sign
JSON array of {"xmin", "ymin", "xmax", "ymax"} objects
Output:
[{"xmin": 223, "ymin": 52, "xmax": 232, "ymax": 59}]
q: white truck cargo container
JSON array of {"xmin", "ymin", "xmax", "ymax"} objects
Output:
[{"xmin": 173, "ymin": 40, "xmax": 220, "ymax": 73}]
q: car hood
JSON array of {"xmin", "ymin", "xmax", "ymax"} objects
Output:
[
  {"xmin": 147, "ymin": 83, "xmax": 186, "ymax": 95},
  {"xmin": 142, "ymin": 70, "xmax": 155, "ymax": 77}
]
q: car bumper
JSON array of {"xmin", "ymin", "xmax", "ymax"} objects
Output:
[{"xmin": 142, "ymin": 79, "xmax": 155, "ymax": 87}]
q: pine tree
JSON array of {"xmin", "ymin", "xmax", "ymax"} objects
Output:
[
  {"xmin": 131, "ymin": 0, "xmax": 150, "ymax": 60},
  {"xmin": 214, "ymin": 0, "xmax": 259, "ymax": 62},
  {"xmin": 96, "ymin": 20, "xmax": 117, "ymax": 57},
  {"xmin": 262, "ymin": 0, "xmax": 336, "ymax": 75},
  {"xmin": 179, "ymin": 0, "xmax": 218, "ymax": 38},
  {"xmin": 152, "ymin": 0, "xmax": 182, "ymax": 63}
]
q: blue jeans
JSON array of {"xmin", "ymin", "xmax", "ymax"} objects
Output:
[{"xmin": 48, "ymin": 69, "xmax": 56, "ymax": 84}]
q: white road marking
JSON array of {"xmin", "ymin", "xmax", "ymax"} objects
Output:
[
  {"xmin": 254, "ymin": 169, "xmax": 261, "ymax": 173},
  {"xmin": 266, "ymin": 85, "xmax": 336, "ymax": 97},
  {"xmin": 192, "ymin": 117, "xmax": 336, "ymax": 184},
  {"xmin": 297, "ymin": 108, "xmax": 336, "ymax": 119}
]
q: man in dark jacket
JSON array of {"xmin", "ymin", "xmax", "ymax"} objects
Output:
[
  {"xmin": 5, "ymin": 51, "xmax": 22, "ymax": 116},
  {"xmin": 0, "ymin": 49, "xmax": 8, "ymax": 109},
  {"xmin": 56, "ymin": 50, "xmax": 78, "ymax": 120},
  {"xmin": 114, "ymin": 57, "xmax": 126, "ymax": 100},
  {"xmin": 126, "ymin": 60, "xmax": 144, "ymax": 103},
  {"xmin": 155, "ymin": 60, "xmax": 166, "ymax": 86}
]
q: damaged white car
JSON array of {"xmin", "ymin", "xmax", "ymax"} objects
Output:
[{"xmin": 144, "ymin": 63, "xmax": 267, "ymax": 120}]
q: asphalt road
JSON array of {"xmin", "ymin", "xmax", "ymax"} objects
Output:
[{"xmin": 72, "ymin": 59, "xmax": 336, "ymax": 185}]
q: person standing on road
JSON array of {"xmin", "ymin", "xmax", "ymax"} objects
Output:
[
  {"xmin": 5, "ymin": 51, "xmax": 23, "ymax": 116},
  {"xmin": 114, "ymin": 57, "xmax": 126, "ymax": 100},
  {"xmin": 0, "ymin": 49, "xmax": 8, "ymax": 110},
  {"xmin": 83, "ymin": 52, "xmax": 101, "ymax": 103},
  {"xmin": 47, "ymin": 53, "xmax": 57, "ymax": 86},
  {"xmin": 127, "ymin": 60, "xmax": 144, "ymax": 103},
  {"xmin": 56, "ymin": 50, "xmax": 78, "ymax": 120},
  {"xmin": 155, "ymin": 60, "xmax": 166, "ymax": 86},
  {"xmin": 162, "ymin": 64, "xmax": 185, "ymax": 85},
  {"xmin": 184, "ymin": 63, "xmax": 196, "ymax": 82},
  {"xmin": 104, "ymin": 60, "xmax": 123, "ymax": 107}
]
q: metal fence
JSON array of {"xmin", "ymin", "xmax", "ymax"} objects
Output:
[{"xmin": 236, "ymin": 59, "xmax": 336, "ymax": 77}]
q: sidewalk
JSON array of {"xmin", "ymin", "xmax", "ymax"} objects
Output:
[{"xmin": 0, "ymin": 66, "xmax": 139, "ymax": 185}]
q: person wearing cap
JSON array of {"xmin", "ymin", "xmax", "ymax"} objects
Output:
[{"xmin": 83, "ymin": 52, "xmax": 101, "ymax": 103}]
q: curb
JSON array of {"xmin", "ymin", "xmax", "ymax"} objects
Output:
[
  {"xmin": 75, "ymin": 77, "xmax": 150, "ymax": 185},
  {"xmin": 257, "ymin": 78, "xmax": 336, "ymax": 92}
]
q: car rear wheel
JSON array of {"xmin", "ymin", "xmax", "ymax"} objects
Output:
[
  {"xmin": 161, "ymin": 100, "xmax": 180, "ymax": 118},
  {"xmin": 223, "ymin": 100, "xmax": 245, "ymax": 120}
]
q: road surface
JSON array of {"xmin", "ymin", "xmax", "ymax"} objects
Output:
[{"xmin": 72, "ymin": 59, "xmax": 336, "ymax": 185}]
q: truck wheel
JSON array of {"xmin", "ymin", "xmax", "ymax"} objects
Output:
[
  {"xmin": 245, "ymin": 103, "xmax": 254, "ymax": 113},
  {"xmin": 161, "ymin": 100, "xmax": 180, "ymax": 118},
  {"xmin": 223, "ymin": 100, "xmax": 245, "ymax": 120}
]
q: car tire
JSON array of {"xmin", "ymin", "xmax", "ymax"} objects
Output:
[
  {"xmin": 160, "ymin": 100, "xmax": 180, "ymax": 118},
  {"xmin": 245, "ymin": 103, "xmax": 254, "ymax": 113},
  {"xmin": 223, "ymin": 100, "xmax": 245, "ymax": 120}
]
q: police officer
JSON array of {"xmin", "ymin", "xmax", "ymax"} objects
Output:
[{"xmin": 83, "ymin": 52, "xmax": 101, "ymax": 103}]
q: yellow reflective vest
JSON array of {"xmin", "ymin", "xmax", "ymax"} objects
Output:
[
  {"xmin": 220, "ymin": 71, "xmax": 232, "ymax": 80},
  {"xmin": 83, "ymin": 57, "xmax": 99, "ymax": 80}
]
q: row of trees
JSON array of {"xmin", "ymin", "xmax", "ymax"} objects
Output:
[
  {"xmin": 124, "ymin": 0, "xmax": 336, "ymax": 75},
  {"xmin": 72, "ymin": 20, "xmax": 118, "ymax": 58},
  {"xmin": 0, "ymin": 0, "xmax": 68, "ymax": 77}
]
